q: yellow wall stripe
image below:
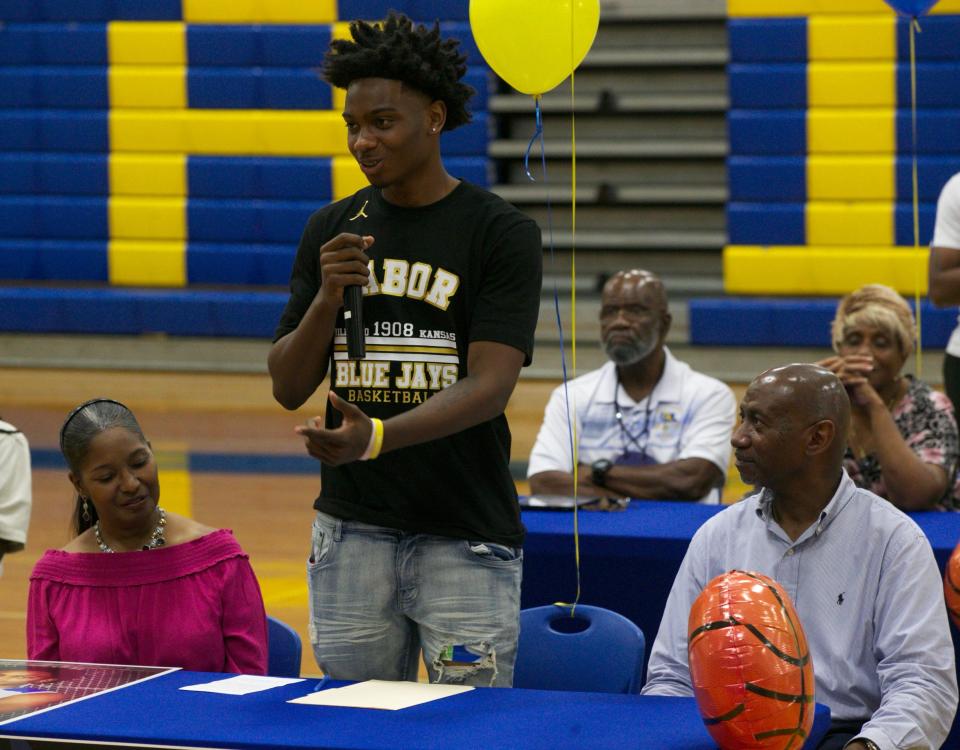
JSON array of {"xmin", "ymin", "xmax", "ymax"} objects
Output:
[
  {"xmin": 332, "ymin": 155, "xmax": 367, "ymax": 199},
  {"xmin": 808, "ymin": 15, "xmax": 894, "ymax": 60},
  {"xmin": 183, "ymin": 0, "xmax": 337, "ymax": 23},
  {"xmin": 807, "ymin": 109, "xmax": 895, "ymax": 154},
  {"xmin": 110, "ymin": 110, "xmax": 349, "ymax": 155},
  {"xmin": 806, "ymin": 202, "xmax": 893, "ymax": 245},
  {"xmin": 724, "ymin": 246, "xmax": 928, "ymax": 295},
  {"xmin": 729, "ymin": 0, "xmax": 960, "ymax": 15},
  {"xmin": 108, "ymin": 240, "xmax": 187, "ymax": 287},
  {"xmin": 109, "ymin": 197, "xmax": 186, "ymax": 240},
  {"xmin": 110, "ymin": 154, "xmax": 186, "ymax": 196},
  {"xmin": 808, "ymin": 62, "xmax": 894, "ymax": 107},
  {"xmin": 108, "ymin": 22, "xmax": 185, "ymax": 65},
  {"xmin": 807, "ymin": 156, "xmax": 894, "ymax": 200},
  {"xmin": 109, "ymin": 67, "xmax": 186, "ymax": 108}
]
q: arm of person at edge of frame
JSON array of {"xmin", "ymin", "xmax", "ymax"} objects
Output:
[
  {"xmin": 296, "ymin": 340, "xmax": 526, "ymax": 465},
  {"xmin": 267, "ymin": 233, "xmax": 373, "ymax": 411},
  {"xmin": 818, "ymin": 355, "xmax": 948, "ymax": 510},
  {"xmin": 928, "ymin": 245, "xmax": 960, "ymax": 307}
]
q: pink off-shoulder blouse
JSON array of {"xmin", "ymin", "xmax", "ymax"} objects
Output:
[{"xmin": 27, "ymin": 529, "xmax": 268, "ymax": 674}]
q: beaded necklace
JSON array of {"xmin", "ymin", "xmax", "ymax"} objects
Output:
[{"xmin": 95, "ymin": 507, "xmax": 166, "ymax": 553}]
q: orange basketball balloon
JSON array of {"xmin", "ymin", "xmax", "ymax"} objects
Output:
[
  {"xmin": 944, "ymin": 540, "xmax": 960, "ymax": 629},
  {"xmin": 688, "ymin": 570, "xmax": 815, "ymax": 750}
]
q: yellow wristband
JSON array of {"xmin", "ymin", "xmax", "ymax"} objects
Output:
[
  {"xmin": 360, "ymin": 418, "xmax": 384, "ymax": 461},
  {"xmin": 369, "ymin": 418, "xmax": 384, "ymax": 460}
]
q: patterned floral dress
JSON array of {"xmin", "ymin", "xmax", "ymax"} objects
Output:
[{"xmin": 844, "ymin": 375, "xmax": 960, "ymax": 511}]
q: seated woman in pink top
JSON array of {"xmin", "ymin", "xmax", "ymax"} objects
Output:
[{"xmin": 27, "ymin": 398, "xmax": 268, "ymax": 674}]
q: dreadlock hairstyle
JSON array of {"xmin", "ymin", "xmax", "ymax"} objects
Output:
[{"xmin": 322, "ymin": 12, "xmax": 475, "ymax": 131}]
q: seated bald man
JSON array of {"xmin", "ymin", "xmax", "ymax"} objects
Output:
[
  {"xmin": 527, "ymin": 269, "xmax": 735, "ymax": 503},
  {"xmin": 642, "ymin": 364, "xmax": 957, "ymax": 750}
]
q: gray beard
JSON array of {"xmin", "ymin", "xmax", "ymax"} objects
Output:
[{"xmin": 605, "ymin": 334, "xmax": 657, "ymax": 366}]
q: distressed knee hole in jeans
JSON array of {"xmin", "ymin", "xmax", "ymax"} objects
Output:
[{"xmin": 433, "ymin": 643, "xmax": 498, "ymax": 686}]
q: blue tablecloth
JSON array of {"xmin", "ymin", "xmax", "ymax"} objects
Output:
[
  {"xmin": 0, "ymin": 670, "xmax": 831, "ymax": 750},
  {"xmin": 521, "ymin": 501, "xmax": 960, "ymax": 747}
]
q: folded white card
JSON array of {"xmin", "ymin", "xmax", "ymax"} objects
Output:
[
  {"xmin": 288, "ymin": 680, "xmax": 473, "ymax": 710},
  {"xmin": 180, "ymin": 675, "xmax": 305, "ymax": 695}
]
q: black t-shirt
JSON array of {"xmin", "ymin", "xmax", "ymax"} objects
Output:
[{"xmin": 274, "ymin": 181, "xmax": 542, "ymax": 546}]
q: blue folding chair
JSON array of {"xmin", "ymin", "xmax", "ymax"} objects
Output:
[
  {"xmin": 266, "ymin": 615, "xmax": 302, "ymax": 678},
  {"xmin": 513, "ymin": 604, "xmax": 645, "ymax": 694}
]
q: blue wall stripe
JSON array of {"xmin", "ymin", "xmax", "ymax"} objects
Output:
[
  {"xmin": 896, "ymin": 64, "xmax": 960, "ymax": 107},
  {"xmin": 896, "ymin": 110, "xmax": 960, "ymax": 154},
  {"xmin": 337, "ymin": 0, "xmax": 469, "ymax": 22},
  {"xmin": 727, "ymin": 203, "xmax": 805, "ymax": 245},
  {"xmin": 186, "ymin": 23, "xmax": 480, "ymax": 67},
  {"xmin": 0, "ymin": 239, "xmax": 108, "ymax": 281},
  {"xmin": 897, "ymin": 16, "xmax": 960, "ymax": 61},
  {"xmin": 0, "ymin": 287, "xmax": 288, "ymax": 337},
  {"xmin": 728, "ymin": 18, "xmax": 807, "ymax": 63},
  {"xmin": 0, "ymin": 154, "xmax": 109, "ymax": 195},
  {"xmin": 188, "ymin": 68, "xmax": 334, "ymax": 110},
  {"xmin": 728, "ymin": 111, "xmax": 806, "ymax": 156},
  {"xmin": 0, "ymin": 196, "xmax": 108, "ymax": 239},
  {"xmin": 0, "ymin": 111, "xmax": 109, "ymax": 152},
  {"xmin": 896, "ymin": 156, "xmax": 960, "ymax": 202},
  {"xmin": 187, "ymin": 242, "xmax": 296, "ymax": 286},
  {"xmin": 0, "ymin": 23, "xmax": 108, "ymax": 64},
  {"xmin": 728, "ymin": 156, "xmax": 806, "ymax": 202},
  {"xmin": 690, "ymin": 298, "xmax": 955, "ymax": 347},
  {"xmin": 0, "ymin": 1, "xmax": 181, "ymax": 22},
  {"xmin": 729, "ymin": 63, "xmax": 807, "ymax": 109},
  {"xmin": 0, "ymin": 68, "xmax": 109, "ymax": 109}
]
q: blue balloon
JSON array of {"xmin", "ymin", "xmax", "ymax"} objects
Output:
[{"xmin": 883, "ymin": 0, "xmax": 940, "ymax": 14}]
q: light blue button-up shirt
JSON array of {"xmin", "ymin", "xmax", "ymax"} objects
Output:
[{"xmin": 642, "ymin": 471, "xmax": 958, "ymax": 750}]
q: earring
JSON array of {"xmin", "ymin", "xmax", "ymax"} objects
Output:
[{"xmin": 81, "ymin": 497, "xmax": 91, "ymax": 523}]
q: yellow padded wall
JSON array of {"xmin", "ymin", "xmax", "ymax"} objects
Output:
[
  {"xmin": 806, "ymin": 202, "xmax": 893, "ymax": 245},
  {"xmin": 807, "ymin": 156, "xmax": 894, "ymax": 200},
  {"xmin": 808, "ymin": 15, "xmax": 894, "ymax": 60},
  {"xmin": 108, "ymin": 22, "xmax": 185, "ymax": 64},
  {"xmin": 110, "ymin": 198, "xmax": 186, "ymax": 240},
  {"xmin": 110, "ymin": 155, "xmax": 186, "ymax": 197},
  {"xmin": 108, "ymin": 240, "xmax": 187, "ymax": 287},
  {"xmin": 110, "ymin": 67, "xmax": 186, "ymax": 108},
  {"xmin": 808, "ymin": 63, "xmax": 894, "ymax": 107},
  {"xmin": 111, "ymin": 111, "xmax": 349, "ymax": 156},
  {"xmin": 183, "ymin": 0, "xmax": 337, "ymax": 23},
  {"xmin": 724, "ymin": 246, "xmax": 928, "ymax": 295},
  {"xmin": 730, "ymin": 0, "xmax": 960, "ymax": 14},
  {"xmin": 332, "ymin": 156, "xmax": 368, "ymax": 199},
  {"xmin": 808, "ymin": 109, "xmax": 895, "ymax": 153}
]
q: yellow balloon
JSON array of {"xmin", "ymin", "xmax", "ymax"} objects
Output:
[{"xmin": 469, "ymin": 0, "xmax": 600, "ymax": 96}]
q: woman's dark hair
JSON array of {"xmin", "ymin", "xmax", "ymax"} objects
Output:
[
  {"xmin": 59, "ymin": 398, "xmax": 146, "ymax": 535},
  {"xmin": 322, "ymin": 11, "xmax": 475, "ymax": 131}
]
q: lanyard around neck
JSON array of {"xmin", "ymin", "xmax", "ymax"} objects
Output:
[{"xmin": 614, "ymin": 370, "xmax": 655, "ymax": 455}]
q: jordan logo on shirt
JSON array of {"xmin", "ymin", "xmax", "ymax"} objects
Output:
[
  {"xmin": 837, "ymin": 592, "xmax": 845, "ymax": 605},
  {"xmin": 349, "ymin": 201, "xmax": 370, "ymax": 221}
]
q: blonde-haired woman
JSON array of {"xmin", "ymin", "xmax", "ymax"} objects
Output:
[{"xmin": 819, "ymin": 284, "xmax": 960, "ymax": 510}]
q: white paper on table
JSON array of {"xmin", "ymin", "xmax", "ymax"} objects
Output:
[
  {"xmin": 288, "ymin": 680, "xmax": 473, "ymax": 710},
  {"xmin": 179, "ymin": 675, "xmax": 305, "ymax": 695}
]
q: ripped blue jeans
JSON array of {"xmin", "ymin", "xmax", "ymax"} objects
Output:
[{"xmin": 306, "ymin": 511, "xmax": 522, "ymax": 687}]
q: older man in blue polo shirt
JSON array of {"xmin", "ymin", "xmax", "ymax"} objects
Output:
[{"xmin": 642, "ymin": 364, "xmax": 957, "ymax": 750}]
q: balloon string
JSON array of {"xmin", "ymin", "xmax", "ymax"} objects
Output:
[
  {"xmin": 522, "ymin": 98, "xmax": 576, "ymax": 608},
  {"xmin": 523, "ymin": 96, "xmax": 544, "ymax": 182},
  {"xmin": 910, "ymin": 16, "xmax": 922, "ymax": 376}
]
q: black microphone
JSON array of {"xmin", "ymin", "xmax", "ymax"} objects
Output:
[{"xmin": 344, "ymin": 285, "xmax": 365, "ymax": 360}]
